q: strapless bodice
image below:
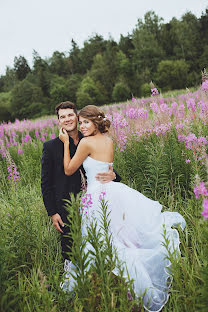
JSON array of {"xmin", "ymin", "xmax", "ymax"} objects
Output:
[{"xmin": 83, "ymin": 156, "xmax": 113, "ymax": 189}]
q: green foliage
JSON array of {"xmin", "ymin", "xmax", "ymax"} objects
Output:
[
  {"xmin": 132, "ymin": 11, "xmax": 165, "ymax": 77},
  {"xmin": 67, "ymin": 74, "xmax": 82, "ymax": 104},
  {"xmin": 68, "ymin": 39, "xmax": 84, "ymax": 74},
  {"xmin": 14, "ymin": 55, "xmax": 31, "ymax": 81},
  {"xmin": 112, "ymin": 82, "xmax": 131, "ymax": 102},
  {"xmin": 0, "ymin": 92, "xmax": 12, "ymax": 122},
  {"xmin": 49, "ymin": 51, "xmax": 69, "ymax": 76},
  {"xmin": 156, "ymin": 59, "xmax": 189, "ymax": 91},
  {"xmin": 0, "ymin": 67, "xmax": 17, "ymax": 92},
  {"xmin": 81, "ymin": 34, "xmax": 107, "ymax": 71},
  {"xmin": 89, "ymin": 53, "xmax": 110, "ymax": 101},
  {"xmin": 10, "ymin": 80, "xmax": 46, "ymax": 119},
  {"xmin": 33, "ymin": 51, "xmax": 51, "ymax": 97},
  {"xmin": 49, "ymin": 76, "xmax": 71, "ymax": 111},
  {"xmin": 140, "ymin": 83, "xmax": 151, "ymax": 97},
  {"xmin": 76, "ymin": 76, "xmax": 107, "ymax": 109}
]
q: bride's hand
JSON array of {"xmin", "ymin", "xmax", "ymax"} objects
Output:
[{"xmin": 59, "ymin": 128, "xmax": 69, "ymax": 144}]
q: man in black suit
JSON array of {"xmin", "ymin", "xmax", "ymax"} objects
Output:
[{"xmin": 41, "ymin": 101, "xmax": 121, "ymax": 260}]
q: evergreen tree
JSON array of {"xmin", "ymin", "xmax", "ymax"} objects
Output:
[{"xmin": 14, "ymin": 55, "xmax": 31, "ymax": 80}]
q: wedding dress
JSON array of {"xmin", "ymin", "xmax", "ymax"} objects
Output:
[{"xmin": 61, "ymin": 156, "xmax": 186, "ymax": 312}]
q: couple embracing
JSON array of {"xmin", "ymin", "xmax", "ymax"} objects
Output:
[{"xmin": 41, "ymin": 101, "xmax": 185, "ymax": 312}]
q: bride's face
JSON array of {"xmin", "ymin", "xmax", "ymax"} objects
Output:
[{"xmin": 79, "ymin": 116, "xmax": 97, "ymax": 136}]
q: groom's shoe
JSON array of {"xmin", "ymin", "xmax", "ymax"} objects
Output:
[{"xmin": 60, "ymin": 259, "xmax": 76, "ymax": 292}]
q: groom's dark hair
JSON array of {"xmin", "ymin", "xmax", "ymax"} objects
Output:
[{"xmin": 55, "ymin": 101, "xmax": 77, "ymax": 117}]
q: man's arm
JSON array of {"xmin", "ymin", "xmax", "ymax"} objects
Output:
[
  {"xmin": 113, "ymin": 168, "xmax": 122, "ymax": 182},
  {"xmin": 41, "ymin": 143, "xmax": 65, "ymax": 233},
  {"xmin": 96, "ymin": 165, "xmax": 122, "ymax": 184},
  {"xmin": 41, "ymin": 142, "xmax": 57, "ymax": 216}
]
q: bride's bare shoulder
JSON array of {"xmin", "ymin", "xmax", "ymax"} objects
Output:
[{"xmin": 106, "ymin": 136, "xmax": 114, "ymax": 145}]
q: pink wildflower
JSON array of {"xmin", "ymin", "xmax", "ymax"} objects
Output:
[
  {"xmin": 160, "ymin": 103, "xmax": 168, "ymax": 113},
  {"xmin": 99, "ymin": 192, "xmax": 106, "ymax": 201},
  {"xmin": 151, "ymin": 88, "xmax": 159, "ymax": 96},
  {"xmin": 150, "ymin": 102, "xmax": 159, "ymax": 113},
  {"xmin": 81, "ymin": 193, "xmax": 93, "ymax": 215},
  {"xmin": 201, "ymin": 80, "xmax": 208, "ymax": 91},
  {"xmin": 35, "ymin": 131, "xmax": 39, "ymax": 138},
  {"xmin": 193, "ymin": 182, "xmax": 208, "ymax": 199},
  {"xmin": 201, "ymin": 199, "xmax": 208, "ymax": 219},
  {"xmin": 7, "ymin": 160, "xmax": 21, "ymax": 186},
  {"xmin": 198, "ymin": 136, "xmax": 207, "ymax": 146}
]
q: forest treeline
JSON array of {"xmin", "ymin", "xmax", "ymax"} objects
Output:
[{"xmin": 0, "ymin": 9, "xmax": 208, "ymax": 122}]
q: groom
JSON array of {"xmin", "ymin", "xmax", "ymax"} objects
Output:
[{"xmin": 41, "ymin": 101, "xmax": 121, "ymax": 260}]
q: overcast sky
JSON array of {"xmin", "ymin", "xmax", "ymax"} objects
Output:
[{"xmin": 0, "ymin": 0, "xmax": 207, "ymax": 75}]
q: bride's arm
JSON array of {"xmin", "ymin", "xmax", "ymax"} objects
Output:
[{"xmin": 59, "ymin": 129, "xmax": 90, "ymax": 176}]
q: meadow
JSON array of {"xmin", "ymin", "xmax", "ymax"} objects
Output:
[{"xmin": 0, "ymin": 83, "xmax": 208, "ymax": 311}]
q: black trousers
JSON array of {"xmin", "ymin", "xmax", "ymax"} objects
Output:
[{"xmin": 60, "ymin": 212, "xmax": 72, "ymax": 260}]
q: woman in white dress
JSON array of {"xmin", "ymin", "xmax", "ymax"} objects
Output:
[{"xmin": 59, "ymin": 105, "xmax": 186, "ymax": 312}]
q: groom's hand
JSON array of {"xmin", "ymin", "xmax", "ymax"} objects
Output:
[
  {"xmin": 51, "ymin": 213, "xmax": 64, "ymax": 233},
  {"xmin": 96, "ymin": 165, "xmax": 116, "ymax": 184}
]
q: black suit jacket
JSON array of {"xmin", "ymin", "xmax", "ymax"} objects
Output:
[{"xmin": 41, "ymin": 131, "xmax": 121, "ymax": 218}]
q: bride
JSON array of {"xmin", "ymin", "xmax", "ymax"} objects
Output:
[{"xmin": 59, "ymin": 105, "xmax": 186, "ymax": 312}]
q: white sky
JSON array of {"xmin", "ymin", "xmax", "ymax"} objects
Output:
[{"xmin": 0, "ymin": 0, "xmax": 207, "ymax": 75}]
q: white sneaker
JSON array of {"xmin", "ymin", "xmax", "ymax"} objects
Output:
[{"xmin": 60, "ymin": 259, "xmax": 76, "ymax": 292}]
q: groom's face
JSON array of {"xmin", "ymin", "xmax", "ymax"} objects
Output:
[{"xmin": 58, "ymin": 108, "xmax": 78, "ymax": 132}]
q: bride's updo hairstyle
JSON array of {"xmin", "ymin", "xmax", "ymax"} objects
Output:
[{"xmin": 79, "ymin": 105, "xmax": 111, "ymax": 133}]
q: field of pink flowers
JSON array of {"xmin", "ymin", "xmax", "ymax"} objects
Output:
[{"xmin": 0, "ymin": 83, "xmax": 208, "ymax": 311}]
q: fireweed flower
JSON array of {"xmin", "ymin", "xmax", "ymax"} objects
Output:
[
  {"xmin": 35, "ymin": 131, "xmax": 39, "ymax": 138},
  {"xmin": 198, "ymin": 136, "xmax": 208, "ymax": 146},
  {"xmin": 137, "ymin": 108, "xmax": 148, "ymax": 119},
  {"xmin": 99, "ymin": 192, "xmax": 106, "ymax": 201},
  {"xmin": 23, "ymin": 134, "xmax": 32, "ymax": 143},
  {"xmin": 170, "ymin": 102, "xmax": 178, "ymax": 115},
  {"xmin": 18, "ymin": 148, "xmax": 23, "ymax": 155},
  {"xmin": 150, "ymin": 102, "xmax": 159, "ymax": 113},
  {"xmin": 0, "ymin": 141, "xmax": 6, "ymax": 158},
  {"xmin": 201, "ymin": 80, "xmax": 208, "ymax": 91},
  {"xmin": 151, "ymin": 88, "xmax": 159, "ymax": 96},
  {"xmin": 7, "ymin": 161, "xmax": 21, "ymax": 187},
  {"xmin": 126, "ymin": 108, "xmax": 137, "ymax": 119},
  {"xmin": 160, "ymin": 103, "xmax": 169, "ymax": 113},
  {"xmin": 177, "ymin": 103, "xmax": 185, "ymax": 119},
  {"xmin": 117, "ymin": 130, "xmax": 127, "ymax": 152},
  {"xmin": 202, "ymin": 199, "xmax": 208, "ymax": 219},
  {"xmin": 81, "ymin": 193, "xmax": 93, "ymax": 215},
  {"xmin": 193, "ymin": 182, "xmax": 208, "ymax": 199},
  {"xmin": 186, "ymin": 98, "xmax": 196, "ymax": 113}
]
